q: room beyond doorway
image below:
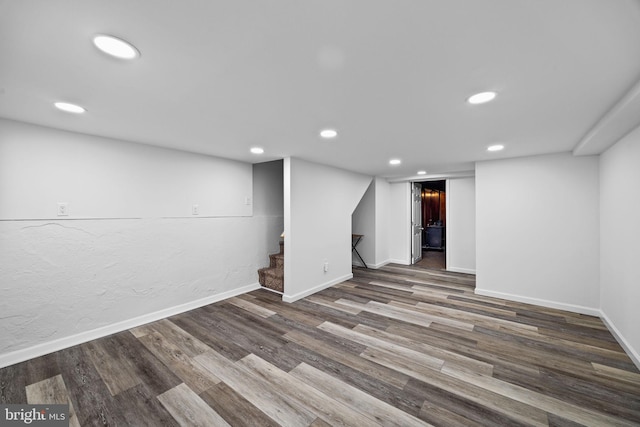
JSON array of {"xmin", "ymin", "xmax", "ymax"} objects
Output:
[
  {"xmin": 415, "ymin": 250, "xmax": 446, "ymax": 270},
  {"xmin": 417, "ymin": 180, "xmax": 446, "ymax": 269}
]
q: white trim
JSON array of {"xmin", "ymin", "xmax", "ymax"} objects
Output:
[
  {"xmin": 282, "ymin": 273, "xmax": 353, "ymax": 303},
  {"xmin": 387, "ymin": 170, "xmax": 475, "ymax": 183},
  {"xmin": 447, "ymin": 266, "xmax": 476, "ymax": 275},
  {"xmin": 352, "ymin": 259, "xmax": 392, "ymax": 269},
  {"xmin": 599, "ymin": 310, "xmax": 640, "ymax": 371},
  {"xmin": 0, "ymin": 282, "xmax": 260, "ymax": 369},
  {"xmin": 445, "ymin": 180, "xmax": 451, "ymax": 271},
  {"xmin": 387, "ymin": 258, "xmax": 411, "ymax": 266},
  {"xmin": 474, "ymin": 288, "xmax": 600, "ymax": 317}
]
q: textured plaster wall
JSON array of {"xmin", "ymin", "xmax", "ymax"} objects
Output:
[{"xmin": 0, "ymin": 217, "xmax": 280, "ymax": 356}]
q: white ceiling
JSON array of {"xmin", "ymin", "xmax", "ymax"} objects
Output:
[{"xmin": 2, "ymin": 0, "xmax": 640, "ymax": 178}]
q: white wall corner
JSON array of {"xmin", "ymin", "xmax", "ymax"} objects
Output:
[
  {"xmin": 0, "ymin": 282, "xmax": 260, "ymax": 369},
  {"xmin": 599, "ymin": 309, "xmax": 640, "ymax": 371}
]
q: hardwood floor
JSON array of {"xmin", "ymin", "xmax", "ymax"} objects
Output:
[{"xmin": 1, "ymin": 265, "xmax": 639, "ymax": 426}]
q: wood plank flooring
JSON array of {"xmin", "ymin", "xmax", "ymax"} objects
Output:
[{"xmin": 1, "ymin": 264, "xmax": 639, "ymax": 426}]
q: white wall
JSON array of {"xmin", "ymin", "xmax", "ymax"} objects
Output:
[
  {"xmin": 0, "ymin": 119, "xmax": 278, "ymax": 368},
  {"xmin": 374, "ymin": 177, "xmax": 391, "ymax": 267},
  {"xmin": 387, "ymin": 182, "xmax": 411, "ymax": 264},
  {"xmin": 475, "ymin": 153, "xmax": 600, "ymax": 314},
  {"xmin": 600, "ymin": 125, "xmax": 640, "ymax": 366},
  {"xmin": 446, "ymin": 178, "xmax": 476, "ymax": 274},
  {"xmin": 0, "ymin": 119, "xmax": 252, "ymax": 219},
  {"xmin": 351, "ymin": 181, "xmax": 375, "ymax": 267},
  {"xmin": 253, "ymin": 160, "xmax": 284, "ymax": 217},
  {"xmin": 253, "ymin": 160, "xmax": 284, "ymax": 258},
  {"xmin": 283, "ymin": 158, "xmax": 371, "ymax": 301}
]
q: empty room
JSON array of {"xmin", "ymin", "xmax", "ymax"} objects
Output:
[{"xmin": 1, "ymin": 1, "xmax": 639, "ymax": 426}]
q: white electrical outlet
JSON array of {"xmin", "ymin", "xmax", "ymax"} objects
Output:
[
  {"xmin": 192, "ymin": 204, "xmax": 199, "ymax": 215},
  {"xmin": 245, "ymin": 197, "xmax": 252, "ymax": 205},
  {"xmin": 323, "ymin": 261, "xmax": 329, "ymax": 272},
  {"xmin": 57, "ymin": 202, "xmax": 69, "ymax": 216}
]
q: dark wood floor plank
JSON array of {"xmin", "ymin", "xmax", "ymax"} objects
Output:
[
  {"xmin": 406, "ymin": 377, "xmax": 535, "ymax": 427},
  {"xmin": 56, "ymin": 345, "xmax": 129, "ymax": 426},
  {"xmin": 171, "ymin": 312, "xmax": 251, "ymax": 361},
  {"xmin": 0, "ymin": 360, "xmax": 27, "ymax": 404},
  {"xmin": 109, "ymin": 331, "xmax": 182, "ymax": 397},
  {"xmin": 137, "ymin": 331, "xmax": 221, "ymax": 394},
  {"xmin": 114, "ymin": 383, "xmax": 179, "ymax": 427},
  {"xmin": 200, "ymin": 381, "xmax": 280, "ymax": 427}
]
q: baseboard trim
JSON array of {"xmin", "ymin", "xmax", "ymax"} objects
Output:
[
  {"xmin": 599, "ymin": 310, "xmax": 640, "ymax": 371},
  {"xmin": 387, "ymin": 258, "xmax": 411, "ymax": 266},
  {"xmin": 282, "ymin": 273, "xmax": 353, "ymax": 303},
  {"xmin": 474, "ymin": 288, "xmax": 601, "ymax": 317},
  {"xmin": 447, "ymin": 266, "xmax": 476, "ymax": 275},
  {"xmin": 0, "ymin": 282, "xmax": 261, "ymax": 369},
  {"xmin": 352, "ymin": 259, "xmax": 392, "ymax": 269}
]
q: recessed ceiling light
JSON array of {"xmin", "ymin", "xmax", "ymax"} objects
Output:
[
  {"xmin": 389, "ymin": 159, "xmax": 401, "ymax": 166},
  {"xmin": 417, "ymin": 171, "xmax": 427, "ymax": 175},
  {"xmin": 250, "ymin": 147, "xmax": 264, "ymax": 154},
  {"xmin": 93, "ymin": 34, "xmax": 140, "ymax": 59},
  {"xmin": 467, "ymin": 91, "xmax": 497, "ymax": 105},
  {"xmin": 54, "ymin": 102, "xmax": 86, "ymax": 114},
  {"xmin": 487, "ymin": 144, "xmax": 505, "ymax": 152},
  {"xmin": 319, "ymin": 129, "xmax": 338, "ymax": 139}
]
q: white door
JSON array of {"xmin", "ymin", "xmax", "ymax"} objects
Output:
[{"xmin": 411, "ymin": 183, "xmax": 423, "ymax": 263}]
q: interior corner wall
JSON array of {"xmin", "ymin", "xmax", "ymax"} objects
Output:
[
  {"xmin": 475, "ymin": 152, "xmax": 600, "ymax": 315},
  {"xmin": 0, "ymin": 119, "xmax": 272, "ymax": 368},
  {"xmin": 387, "ymin": 182, "xmax": 411, "ymax": 265},
  {"xmin": 351, "ymin": 181, "xmax": 375, "ymax": 267},
  {"xmin": 253, "ymin": 160, "xmax": 284, "ymax": 257},
  {"xmin": 283, "ymin": 157, "xmax": 371, "ymax": 302},
  {"xmin": 446, "ymin": 177, "xmax": 476, "ymax": 274},
  {"xmin": 374, "ymin": 177, "xmax": 391, "ymax": 267},
  {"xmin": 599, "ymin": 125, "xmax": 640, "ymax": 366}
]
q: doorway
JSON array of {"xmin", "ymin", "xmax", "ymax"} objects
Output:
[{"xmin": 413, "ymin": 180, "xmax": 446, "ymax": 269}]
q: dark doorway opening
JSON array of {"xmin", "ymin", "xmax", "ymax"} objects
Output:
[{"xmin": 417, "ymin": 180, "xmax": 446, "ymax": 269}]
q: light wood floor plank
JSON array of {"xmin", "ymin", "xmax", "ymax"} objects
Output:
[
  {"xmin": 227, "ymin": 296, "xmax": 277, "ymax": 318},
  {"xmin": 442, "ymin": 365, "xmax": 637, "ymax": 427},
  {"xmin": 25, "ymin": 374, "xmax": 80, "ymax": 427},
  {"xmin": 195, "ymin": 350, "xmax": 318, "ymax": 426},
  {"xmin": 318, "ymin": 321, "xmax": 445, "ymax": 370},
  {"xmin": 238, "ymin": 353, "xmax": 377, "ymax": 427},
  {"xmin": 137, "ymin": 331, "xmax": 221, "ymax": 393},
  {"xmin": 157, "ymin": 383, "xmax": 230, "ymax": 427},
  {"xmin": 284, "ymin": 328, "xmax": 410, "ymax": 389},
  {"xmin": 361, "ymin": 347, "xmax": 550, "ymax": 426},
  {"xmin": 290, "ymin": 362, "xmax": 432, "ymax": 427}
]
